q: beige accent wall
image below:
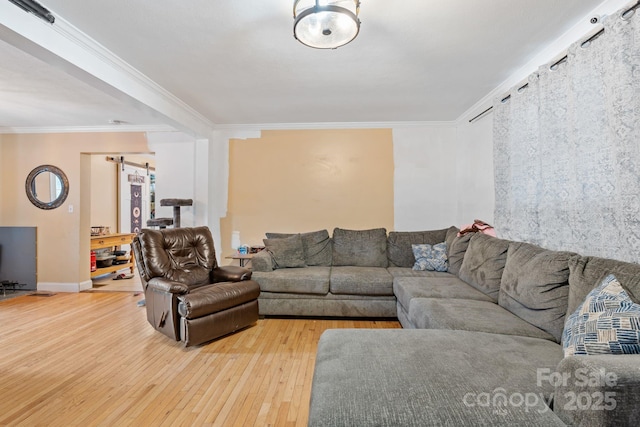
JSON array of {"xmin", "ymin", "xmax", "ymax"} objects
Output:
[
  {"xmin": 0, "ymin": 132, "xmax": 150, "ymax": 287},
  {"xmin": 221, "ymin": 129, "xmax": 394, "ymax": 261}
]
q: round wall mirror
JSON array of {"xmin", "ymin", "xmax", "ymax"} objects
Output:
[{"xmin": 25, "ymin": 165, "xmax": 69, "ymax": 210}]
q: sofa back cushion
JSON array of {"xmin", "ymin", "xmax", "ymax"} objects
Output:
[
  {"xmin": 332, "ymin": 228, "xmax": 388, "ymax": 267},
  {"xmin": 135, "ymin": 226, "xmax": 215, "ymax": 287},
  {"xmin": 386, "ymin": 227, "xmax": 452, "ymax": 267},
  {"xmin": 445, "ymin": 226, "xmax": 459, "ymax": 252},
  {"xmin": 447, "ymin": 232, "xmax": 471, "ymax": 275},
  {"xmin": 263, "ymin": 235, "xmax": 306, "ymax": 269},
  {"xmin": 458, "ymin": 233, "xmax": 510, "ymax": 301},
  {"xmin": 567, "ymin": 255, "xmax": 640, "ymax": 318},
  {"xmin": 498, "ymin": 242, "xmax": 575, "ymax": 343},
  {"xmin": 266, "ymin": 229, "xmax": 332, "ymax": 266}
]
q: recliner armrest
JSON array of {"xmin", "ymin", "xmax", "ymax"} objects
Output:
[
  {"xmin": 552, "ymin": 354, "xmax": 640, "ymax": 425},
  {"xmin": 211, "ymin": 265, "xmax": 252, "ymax": 283},
  {"xmin": 147, "ymin": 277, "xmax": 190, "ymax": 294}
]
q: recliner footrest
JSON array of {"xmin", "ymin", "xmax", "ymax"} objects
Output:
[
  {"xmin": 181, "ymin": 300, "xmax": 259, "ymax": 346},
  {"xmin": 177, "ymin": 280, "xmax": 260, "ymax": 319}
]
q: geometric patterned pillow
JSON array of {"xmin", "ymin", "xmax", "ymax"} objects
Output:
[
  {"xmin": 412, "ymin": 242, "xmax": 448, "ymax": 272},
  {"xmin": 562, "ymin": 274, "xmax": 640, "ymax": 357}
]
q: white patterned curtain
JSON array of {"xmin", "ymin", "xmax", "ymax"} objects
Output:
[{"xmin": 493, "ymin": 6, "xmax": 640, "ymax": 263}]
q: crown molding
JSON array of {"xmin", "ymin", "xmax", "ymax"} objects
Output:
[
  {"xmin": 0, "ymin": 121, "xmax": 459, "ymax": 136},
  {"xmin": 213, "ymin": 121, "xmax": 457, "ymax": 132},
  {"xmin": 0, "ymin": 124, "xmax": 175, "ymax": 135}
]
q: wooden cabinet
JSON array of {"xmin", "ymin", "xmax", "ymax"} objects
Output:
[{"xmin": 90, "ymin": 233, "xmax": 136, "ymax": 278}]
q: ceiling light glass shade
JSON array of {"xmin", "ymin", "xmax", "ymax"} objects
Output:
[{"xmin": 293, "ymin": 0, "xmax": 360, "ymax": 49}]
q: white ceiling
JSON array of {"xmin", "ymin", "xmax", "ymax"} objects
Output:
[{"xmin": 0, "ymin": 0, "xmax": 609, "ymax": 133}]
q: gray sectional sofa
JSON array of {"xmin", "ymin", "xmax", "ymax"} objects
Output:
[{"xmin": 251, "ymin": 226, "xmax": 640, "ymax": 426}]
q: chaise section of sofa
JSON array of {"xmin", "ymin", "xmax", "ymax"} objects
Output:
[
  {"xmin": 309, "ymin": 329, "xmax": 566, "ymax": 426},
  {"xmin": 394, "ymin": 275, "xmax": 494, "ymax": 328}
]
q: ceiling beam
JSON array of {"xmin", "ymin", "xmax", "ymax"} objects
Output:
[{"xmin": 0, "ymin": 1, "xmax": 214, "ymax": 138}]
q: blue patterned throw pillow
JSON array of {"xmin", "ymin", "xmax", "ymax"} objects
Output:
[
  {"xmin": 412, "ymin": 242, "xmax": 448, "ymax": 272},
  {"xmin": 562, "ymin": 274, "xmax": 640, "ymax": 357}
]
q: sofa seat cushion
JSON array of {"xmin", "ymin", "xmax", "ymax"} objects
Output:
[
  {"xmin": 251, "ymin": 266, "xmax": 330, "ymax": 295},
  {"xmin": 408, "ymin": 298, "xmax": 556, "ymax": 341},
  {"xmin": 393, "ymin": 276, "xmax": 493, "ymax": 311},
  {"xmin": 499, "ymin": 242, "xmax": 574, "ymax": 343},
  {"xmin": 258, "ymin": 291, "xmax": 396, "ymax": 301},
  {"xmin": 387, "ymin": 267, "xmax": 452, "ymax": 279},
  {"xmin": 329, "ymin": 266, "xmax": 393, "ymax": 296},
  {"xmin": 458, "ymin": 233, "xmax": 510, "ymax": 301},
  {"xmin": 310, "ymin": 329, "xmax": 564, "ymax": 427},
  {"xmin": 258, "ymin": 292, "xmax": 397, "ymax": 317}
]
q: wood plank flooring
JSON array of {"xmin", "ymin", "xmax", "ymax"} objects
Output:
[
  {"xmin": 0, "ymin": 292, "xmax": 400, "ymax": 426},
  {"xmin": 90, "ymin": 270, "xmax": 143, "ymax": 293}
]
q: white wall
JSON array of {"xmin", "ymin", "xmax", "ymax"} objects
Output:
[
  {"xmin": 392, "ymin": 125, "xmax": 459, "ymax": 231},
  {"xmin": 146, "ymin": 132, "xmax": 199, "ymax": 228},
  {"xmin": 455, "ymin": 114, "xmax": 495, "ymax": 226},
  {"xmin": 392, "ymin": 122, "xmax": 496, "ymax": 232}
]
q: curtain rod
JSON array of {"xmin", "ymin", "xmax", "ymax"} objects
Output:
[
  {"xmin": 624, "ymin": 0, "xmax": 640, "ymax": 18},
  {"xmin": 467, "ymin": 81, "xmax": 527, "ymax": 122},
  {"xmin": 468, "ymin": 106, "xmax": 493, "ymax": 123},
  {"xmin": 548, "ymin": 28, "xmax": 605, "ymax": 70},
  {"xmin": 469, "ymin": 2, "xmax": 639, "ymax": 123},
  {"xmin": 105, "ymin": 156, "xmax": 156, "ymax": 172}
]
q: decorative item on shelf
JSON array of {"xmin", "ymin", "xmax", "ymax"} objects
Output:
[
  {"xmin": 250, "ymin": 245, "xmax": 265, "ymax": 254},
  {"xmin": 238, "ymin": 245, "xmax": 249, "ymax": 255},
  {"xmin": 91, "ymin": 226, "xmax": 111, "ymax": 236},
  {"xmin": 293, "ymin": 0, "xmax": 361, "ymax": 49}
]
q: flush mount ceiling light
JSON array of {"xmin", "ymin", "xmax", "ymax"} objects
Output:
[{"xmin": 293, "ymin": 0, "xmax": 361, "ymax": 49}]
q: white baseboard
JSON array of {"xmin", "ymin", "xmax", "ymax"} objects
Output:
[
  {"xmin": 38, "ymin": 280, "xmax": 93, "ymax": 293},
  {"xmin": 79, "ymin": 280, "xmax": 93, "ymax": 291}
]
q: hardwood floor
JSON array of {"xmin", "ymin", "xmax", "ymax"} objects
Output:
[
  {"xmin": 90, "ymin": 270, "xmax": 143, "ymax": 293},
  {"xmin": 0, "ymin": 293, "xmax": 400, "ymax": 426}
]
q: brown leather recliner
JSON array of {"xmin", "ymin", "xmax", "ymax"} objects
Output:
[{"xmin": 132, "ymin": 226, "xmax": 260, "ymax": 346}]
